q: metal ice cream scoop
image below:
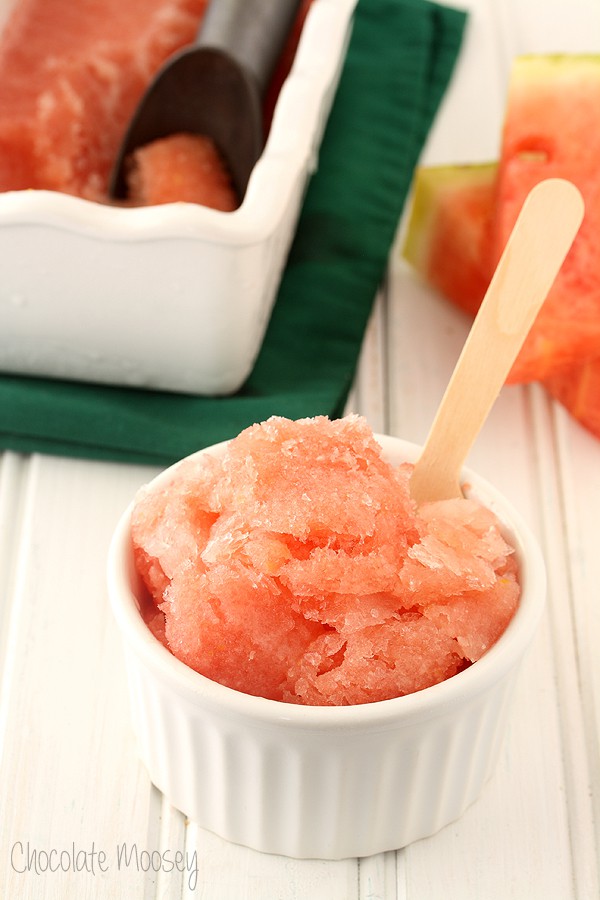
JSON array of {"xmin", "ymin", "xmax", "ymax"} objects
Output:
[{"xmin": 109, "ymin": 0, "xmax": 301, "ymax": 203}]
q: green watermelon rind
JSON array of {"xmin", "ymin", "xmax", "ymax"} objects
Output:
[{"xmin": 402, "ymin": 163, "xmax": 497, "ymax": 276}]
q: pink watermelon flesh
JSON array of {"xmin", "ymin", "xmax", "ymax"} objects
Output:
[
  {"xmin": 403, "ymin": 162, "xmax": 600, "ymax": 440},
  {"xmin": 131, "ymin": 415, "xmax": 520, "ymax": 706},
  {"xmin": 545, "ymin": 358, "xmax": 600, "ymax": 439},
  {"xmin": 402, "ymin": 163, "xmax": 496, "ymax": 319},
  {"xmin": 494, "ymin": 55, "xmax": 600, "ymax": 382}
]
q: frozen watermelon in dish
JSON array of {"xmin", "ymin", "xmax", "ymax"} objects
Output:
[
  {"xmin": 0, "ymin": 0, "xmax": 317, "ymax": 208},
  {"xmin": 0, "ymin": 0, "xmax": 209, "ymax": 201},
  {"xmin": 494, "ymin": 55, "xmax": 600, "ymax": 382}
]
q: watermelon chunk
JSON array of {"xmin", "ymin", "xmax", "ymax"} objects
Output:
[
  {"xmin": 403, "ymin": 163, "xmax": 496, "ymax": 319},
  {"xmin": 404, "ymin": 54, "xmax": 600, "ymax": 385},
  {"xmin": 494, "ymin": 55, "xmax": 600, "ymax": 382},
  {"xmin": 402, "ymin": 162, "xmax": 600, "ymax": 440}
]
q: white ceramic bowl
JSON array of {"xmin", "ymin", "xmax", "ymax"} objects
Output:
[
  {"xmin": 0, "ymin": 0, "xmax": 356, "ymax": 395},
  {"xmin": 107, "ymin": 435, "xmax": 546, "ymax": 859}
]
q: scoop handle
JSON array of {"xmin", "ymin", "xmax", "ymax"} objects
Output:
[
  {"xmin": 197, "ymin": 0, "xmax": 302, "ymax": 95},
  {"xmin": 409, "ymin": 178, "xmax": 584, "ymax": 505}
]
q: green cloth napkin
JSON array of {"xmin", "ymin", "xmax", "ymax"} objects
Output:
[{"xmin": 0, "ymin": 0, "xmax": 466, "ymax": 466}]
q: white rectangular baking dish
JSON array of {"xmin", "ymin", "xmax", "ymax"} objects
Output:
[{"xmin": 0, "ymin": 0, "xmax": 357, "ymax": 394}]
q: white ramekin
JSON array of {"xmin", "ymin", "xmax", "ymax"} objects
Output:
[
  {"xmin": 0, "ymin": 0, "xmax": 356, "ymax": 395},
  {"xmin": 107, "ymin": 435, "xmax": 546, "ymax": 859}
]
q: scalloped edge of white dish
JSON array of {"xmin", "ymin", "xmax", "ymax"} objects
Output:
[
  {"xmin": 107, "ymin": 434, "xmax": 547, "ymax": 858},
  {"xmin": 0, "ymin": 0, "xmax": 357, "ymax": 395}
]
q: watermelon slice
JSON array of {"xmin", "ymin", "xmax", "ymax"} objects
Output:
[
  {"xmin": 545, "ymin": 358, "xmax": 600, "ymax": 438},
  {"xmin": 404, "ymin": 55, "xmax": 600, "ymax": 385},
  {"xmin": 493, "ymin": 55, "xmax": 600, "ymax": 382},
  {"xmin": 402, "ymin": 162, "xmax": 600, "ymax": 440},
  {"xmin": 402, "ymin": 163, "xmax": 496, "ymax": 319}
]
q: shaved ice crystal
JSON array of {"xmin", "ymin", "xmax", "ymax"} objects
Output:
[{"xmin": 131, "ymin": 415, "xmax": 521, "ymax": 705}]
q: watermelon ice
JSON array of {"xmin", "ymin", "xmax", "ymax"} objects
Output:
[
  {"xmin": 0, "ymin": 0, "xmax": 313, "ymax": 208},
  {"xmin": 0, "ymin": 0, "xmax": 209, "ymax": 201},
  {"xmin": 126, "ymin": 133, "xmax": 238, "ymax": 210},
  {"xmin": 131, "ymin": 415, "xmax": 520, "ymax": 706},
  {"xmin": 122, "ymin": 1, "xmax": 314, "ymax": 209},
  {"xmin": 263, "ymin": 0, "xmax": 314, "ymax": 130}
]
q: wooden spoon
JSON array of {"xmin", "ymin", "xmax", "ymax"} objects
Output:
[{"xmin": 409, "ymin": 178, "xmax": 584, "ymax": 505}]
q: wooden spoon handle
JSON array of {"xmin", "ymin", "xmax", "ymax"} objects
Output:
[{"xmin": 409, "ymin": 178, "xmax": 584, "ymax": 505}]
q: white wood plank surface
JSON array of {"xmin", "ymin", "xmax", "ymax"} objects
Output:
[{"xmin": 1, "ymin": 0, "xmax": 599, "ymax": 897}]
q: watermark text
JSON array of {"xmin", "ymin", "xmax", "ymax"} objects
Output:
[{"xmin": 10, "ymin": 841, "xmax": 199, "ymax": 890}]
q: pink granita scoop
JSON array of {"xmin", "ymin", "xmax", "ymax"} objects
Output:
[
  {"xmin": 125, "ymin": 133, "xmax": 238, "ymax": 209},
  {"xmin": 131, "ymin": 415, "xmax": 520, "ymax": 706}
]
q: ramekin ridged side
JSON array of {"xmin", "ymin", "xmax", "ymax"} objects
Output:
[{"xmin": 120, "ymin": 648, "xmax": 520, "ymax": 858}]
